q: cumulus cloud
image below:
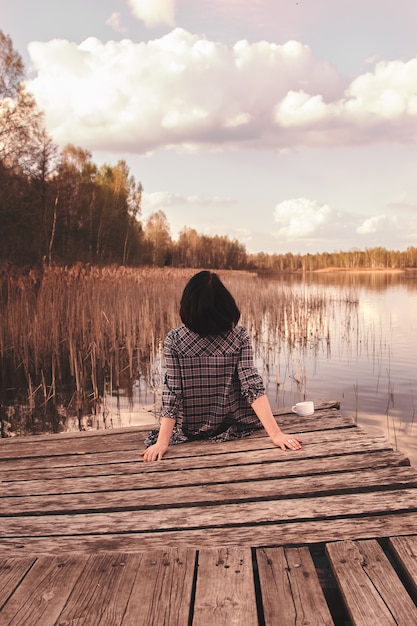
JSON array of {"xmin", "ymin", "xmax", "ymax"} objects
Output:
[
  {"xmin": 350, "ymin": 61, "xmax": 417, "ymax": 114},
  {"xmin": 273, "ymin": 54, "xmax": 417, "ymax": 147},
  {"xmin": 273, "ymin": 198, "xmax": 332, "ymax": 238},
  {"xmin": 25, "ymin": 30, "xmax": 417, "ymax": 153},
  {"xmin": 271, "ymin": 200, "xmax": 412, "ymax": 252},
  {"xmin": 128, "ymin": 0, "xmax": 175, "ymax": 27},
  {"xmin": 357, "ymin": 215, "xmax": 397, "ymax": 235}
]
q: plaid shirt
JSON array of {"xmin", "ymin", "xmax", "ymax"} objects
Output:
[{"xmin": 160, "ymin": 325, "xmax": 265, "ymax": 440}]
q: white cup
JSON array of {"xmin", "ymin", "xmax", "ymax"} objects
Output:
[{"xmin": 291, "ymin": 401, "xmax": 314, "ymax": 416}]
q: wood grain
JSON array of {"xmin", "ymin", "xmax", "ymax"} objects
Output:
[
  {"xmin": 193, "ymin": 547, "xmax": 258, "ymax": 626},
  {"xmin": 256, "ymin": 546, "xmax": 334, "ymax": 625},
  {"xmin": 326, "ymin": 539, "xmax": 417, "ymax": 625}
]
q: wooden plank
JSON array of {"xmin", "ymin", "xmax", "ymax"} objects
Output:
[
  {"xmin": 121, "ymin": 548, "xmax": 196, "ymax": 626},
  {"xmin": 0, "ymin": 410, "xmax": 351, "ymax": 459},
  {"xmin": 0, "ymin": 424, "xmax": 370, "ymax": 472},
  {"xmin": 256, "ymin": 546, "xmax": 334, "ymax": 625},
  {"xmin": 0, "ymin": 428, "xmax": 153, "ymax": 457},
  {"xmin": 135, "ymin": 436, "xmax": 403, "ymax": 473},
  {"xmin": 1, "ymin": 448, "xmax": 409, "ymax": 486},
  {"xmin": 326, "ymin": 539, "xmax": 417, "ymax": 626},
  {"xmin": 0, "ymin": 425, "xmax": 388, "ymax": 471},
  {"xmin": 1, "ymin": 511, "xmax": 416, "ymax": 556},
  {"xmin": 53, "ymin": 552, "xmax": 141, "ymax": 626},
  {"xmin": 51, "ymin": 549, "xmax": 196, "ymax": 626},
  {"xmin": 193, "ymin": 547, "xmax": 258, "ymax": 626},
  {"xmin": 388, "ymin": 536, "xmax": 417, "ymax": 597},
  {"xmin": 0, "ymin": 557, "xmax": 36, "ymax": 607},
  {"xmin": 0, "ymin": 413, "xmax": 348, "ymax": 463},
  {"xmin": 2, "ymin": 488, "xmax": 417, "ymax": 538},
  {"xmin": 0, "ymin": 554, "xmax": 88, "ymax": 625},
  {"xmin": 1, "ymin": 435, "xmax": 404, "ymax": 496},
  {"xmin": 0, "ymin": 433, "xmax": 147, "ymax": 462},
  {"xmin": 2, "ymin": 466, "xmax": 416, "ymax": 516},
  {"xmin": 0, "ymin": 447, "xmax": 144, "ymax": 471}
]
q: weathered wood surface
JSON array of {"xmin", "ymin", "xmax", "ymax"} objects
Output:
[
  {"xmin": 1, "ymin": 542, "xmax": 416, "ymax": 625},
  {"xmin": 257, "ymin": 546, "xmax": 334, "ymax": 625},
  {"xmin": 389, "ymin": 536, "xmax": 417, "ymax": 596},
  {"xmin": 193, "ymin": 547, "xmax": 258, "ymax": 626},
  {"xmin": 1, "ymin": 402, "xmax": 416, "ymax": 554},
  {"xmin": 1, "ymin": 400, "xmax": 417, "ymax": 624},
  {"xmin": 326, "ymin": 539, "xmax": 417, "ymax": 625}
]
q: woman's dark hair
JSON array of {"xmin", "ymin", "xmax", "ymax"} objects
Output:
[{"xmin": 180, "ymin": 271, "xmax": 240, "ymax": 336}]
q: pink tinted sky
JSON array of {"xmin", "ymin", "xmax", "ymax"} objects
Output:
[{"xmin": 1, "ymin": 0, "xmax": 417, "ymax": 254}]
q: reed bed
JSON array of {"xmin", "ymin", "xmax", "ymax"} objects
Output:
[
  {"xmin": 228, "ymin": 276, "xmax": 358, "ymax": 398},
  {"xmin": 0, "ymin": 266, "xmax": 358, "ymax": 436}
]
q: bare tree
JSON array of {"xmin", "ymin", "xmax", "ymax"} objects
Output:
[{"xmin": 0, "ymin": 30, "xmax": 44, "ymax": 173}]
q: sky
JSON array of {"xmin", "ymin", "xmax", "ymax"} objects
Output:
[{"xmin": 1, "ymin": 0, "xmax": 417, "ymax": 255}]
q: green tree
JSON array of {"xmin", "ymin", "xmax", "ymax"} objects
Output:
[
  {"xmin": 52, "ymin": 145, "xmax": 97, "ymax": 263},
  {"xmin": 52, "ymin": 148, "xmax": 144, "ymax": 265},
  {"xmin": 95, "ymin": 160, "xmax": 143, "ymax": 265}
]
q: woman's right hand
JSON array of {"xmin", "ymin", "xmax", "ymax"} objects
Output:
[
  {"xmin": 140, "ymin": 442, "xmax": 169, "ymax": 462},
  {"xmin": 270, "ymin": 431, "xmax": 302, "ymax": 451}
]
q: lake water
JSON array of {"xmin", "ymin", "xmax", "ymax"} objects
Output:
[
  {"xmin": 64, "ymin": 270, "xmax": 417, "ymax": 467},
  {"xmin": 261, "ymin": 271, "xmax": 417, "ymax": 467}
]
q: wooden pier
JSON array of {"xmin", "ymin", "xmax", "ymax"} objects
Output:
[{"xmin": 1, "ymin": 401, "xmax": 417, "ymax": 625}]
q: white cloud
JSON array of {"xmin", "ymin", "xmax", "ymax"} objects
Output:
[
  {"xmin": 142, "ymin": 190, "xmax": 231, "ymax": 212},
  {"xmin": 105, "ymin": 12, "xmax": 128, "ymax": 34},
  {"xmin": 25, "ymin": 30, "xmax": 417, "ymax": 154},
  {"xmin": 275, "ymin": 91, "xmax": 329, "ymax": 127},
  {"xmin": 346, "ymin": 59, "xmax": 417, "ymax": 119},
  {"xmin": 357, "ymin": 215, "xmax": 396, "ymax": 235},
  {"xmin": 128, "ymin": 0, "xmax": 175, "ymax": 27},
  {"xmin": 224, "ymin": 112, "xmax": 251, "ymax": 128},
  {"xmin": 273, "ymin": 198, "xmax": 332, "ymax": 238}
]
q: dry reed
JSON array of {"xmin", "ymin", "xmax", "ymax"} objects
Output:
[{"xmin": 0, "ymin": 266, "xmax": 357, "ymax": 435}]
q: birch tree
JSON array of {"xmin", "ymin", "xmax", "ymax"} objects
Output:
[{"xmin": 0, "ymin": 30, "xmax": 44, "ymax": 173}]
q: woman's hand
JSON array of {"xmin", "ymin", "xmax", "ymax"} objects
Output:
[
  {"xmin": 251, "ymin": 395, "xmax": 302, "ymax": 451},
  {"xmin": 270, "ymin": 432, "xmax": 302, "ymax": 451},
  {"xmin": 140, "ymin": 442, "xmax": 169, "ymax": 462},
  {"xmin": 140, "ymin": 416, "xmax": 175, "ymax": 462}
]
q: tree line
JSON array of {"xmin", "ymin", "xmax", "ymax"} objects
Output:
[
  {"xmin": 1, "ymin": 29, "xmax": 417, "ymax": 272},
  {"xmin": 248, "ymin": 247, "xmax": 417, "ymax": 272}
]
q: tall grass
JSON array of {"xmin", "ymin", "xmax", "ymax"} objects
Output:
[
  {"xmin": 0, "ymin": 266, "xmax": 358, "ymax": 435},
  {"xmin": 0, "ymin": 266, "xmax": 189, "ymax": 433}
]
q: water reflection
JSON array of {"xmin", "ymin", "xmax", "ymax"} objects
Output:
[
  {"xmin": 259, "ymin": 272, "xmax": 417, "ymax": 467},
  {"xmin": 274, "ymin": 269, "xmax": 417, "ymax": 291}
]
